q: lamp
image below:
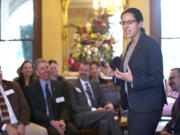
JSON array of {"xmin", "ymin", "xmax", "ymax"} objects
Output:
[{"xmin": 93, "ymin": 0, "xmax": 122, "ymax": 15}]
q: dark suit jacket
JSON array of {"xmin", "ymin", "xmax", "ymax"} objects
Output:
[
  {"xmin": 163, "ymin": 99, "xmax": 180, "ymax": 135},
  {"xmin": 26, "ymin": 80, "xmax": 70, "ymax": 127},
  {"xmin": 68, "ymin": 79, "xmax": 110, "ymax": 127},
  {"xmin": 14, "ymin": 77, "xmax": 36, "ymax": 101},
  {"xmin": 0, "ymin": 80, "xmax": 30, "ymax": 129},
  {"xmin": 117, "ymin": 28, "xmax": 167, "ymax": 112}
]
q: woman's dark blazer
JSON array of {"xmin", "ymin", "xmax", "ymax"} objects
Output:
[{"xmin": 116, "ymin": 28, "xmax": 167, "ymax": 112}]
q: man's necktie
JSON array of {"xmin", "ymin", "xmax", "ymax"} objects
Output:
[
  {"xmin": 85, "ymin": 83, "xmax": 96, "ymax": 107},
  {"xmin": 45, "ymin": 83, "xmax": 55, "ymax": 118},
  {"xmin": 0, "ymin": 92, "xmax": 10, "ymax": 124}
]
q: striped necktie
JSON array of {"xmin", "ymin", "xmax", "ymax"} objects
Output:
[
  {"xmin": 0, "ymin": 91, "xmax": 10, "ymax": 124},
  {"xmin": 85, "ymin": 83, "xmax": 96, "ymax": 107}
]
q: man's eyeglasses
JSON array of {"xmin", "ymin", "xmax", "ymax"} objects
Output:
[
  {"xmin": 169, "ymin": 76, "xmax": 180, "ymax": 81},
  {"xmin": 120, "ymin": 20, "xmax": 137, "ymax": 25}
]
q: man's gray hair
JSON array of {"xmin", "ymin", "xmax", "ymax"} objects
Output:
[
  {"xmin": 34, "ymin": 58, "xmax": 47, "ymax": 71},
  {"xmin": 171, "ymin": 68, "xmax": 180, "ymax": 75}
]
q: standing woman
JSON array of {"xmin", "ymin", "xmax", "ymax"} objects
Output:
[{"xmin": 106, "ymin": 8, "xmax": 167, "ymax": 135}]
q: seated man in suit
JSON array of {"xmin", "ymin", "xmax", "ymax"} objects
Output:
[
  {"xmin": 68, "ymin": 61, "xmax": 122, "ymax": 135},
  {"xmin": 161, "ymin": 68, "xmax": 180, "ymax": 135},
  {"xmin": 0, "ymin": 66, "xmax": 48, "ymax": 135},
  {"xmin": 25, "ymin": 58, "xmax": 79, "ymax": 135}
]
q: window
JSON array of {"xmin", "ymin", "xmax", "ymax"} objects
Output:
[
  {"xmin": 0, "ymin": 0, "xmax": 41, "ymax": 80},
  {"xmin": 109, "ymin": 9, "xmax": 123, "ymax": 57},
  {"xmin": 161, "ymin": 0, "xmax": 180, "ymax": 79}
]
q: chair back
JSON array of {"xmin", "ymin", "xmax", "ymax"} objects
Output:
[
  {"xmin": 100, "ymin": 83, "xmax": 121, "ymax": 121},
  {"xmin": 100, "ymin": 83, "xmax": 121, "ymax": 108}
]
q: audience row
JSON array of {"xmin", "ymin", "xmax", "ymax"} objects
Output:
[
  {"xmin": 0, "ymin": 59, "xmax": 121, "ymax": 135},
  {"xmin": 0, "ymin": 58, "xmax": 180, "ymax": 135}
]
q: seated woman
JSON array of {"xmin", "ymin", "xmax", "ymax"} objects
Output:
[
  {"xmin": 90, "ymin": 61, "xmax": 107, "ymax": 84},
  {"xmin": 14, "ymin": 60, "xmax": 35, "ymax": 94},
  {"xmin": 48, "ymin": 59, "xmax": 69, "ymax": 98}
]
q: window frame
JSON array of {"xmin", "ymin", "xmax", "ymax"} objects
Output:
[
  {"xmin": 150, "ymin": 0, "xmax": 161, "ymax": 45},
  {"xmin": 0, "ymin": 0, "xmax": 42, "ymax": 61},
  {"xmin": 34, "ymin": 0, "xmax": 42, "ymax": 60}
]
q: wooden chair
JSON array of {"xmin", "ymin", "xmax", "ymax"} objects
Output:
[
  {"xmin": 78, "ymin": 129, "xmax": 98, "ymax": 135},
  {"xmin": 100, "ymin": 83, "xmax": 121, "ymax": 122},
  {"xmin": 100, "ymin": 83, "xmax": 128, "ymax": 134},
  {"xmin": 119, "ymin": 113, "xmax": 128, "ymax": 134}
]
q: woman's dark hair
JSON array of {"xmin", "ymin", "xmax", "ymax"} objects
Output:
[
  {"xmin": 121, "ymin": 8, "xmax": 143, "ymax": 23},
  {"xmin": 48, "ymin": 59, "xmax": 58, "ymax": 65},
  {"xmin": 19, "ymin": 61, "xmax": 33, "ymax": 75},
  {"xmin": 15, "ymin": 60, "xmax": 34, "ymax": 89},
  {"xmin": 90, "ymin": 61, "xmax": 100, "ymax": 67}
]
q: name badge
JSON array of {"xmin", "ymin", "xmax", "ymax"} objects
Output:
[
  {"xmin": 5, "ymin": 89, "xmax": 15, "ymax": 96},
  {"xmin": 56, "ymin": 97, "xmax": 65, "ymax": 103},
  {"xmin": 75, "ymin": 87, "xmax": 81, "ymax": 93}
]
